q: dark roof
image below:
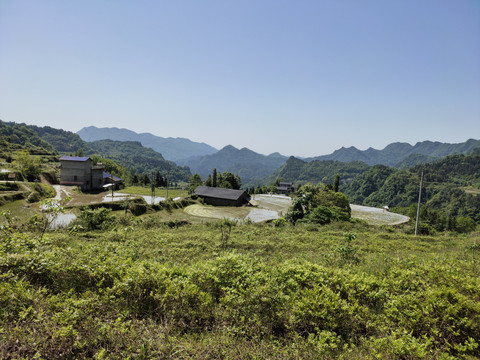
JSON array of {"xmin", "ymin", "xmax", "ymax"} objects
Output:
[
  {"xmin": 194, "ymin": 186, "xmax": 248, "ymax": 201},
  {"xmin": 59, "ymin": 156, "xmax": 91, "ymax": 162},
  {"xmin": 103, "ymin": 172, "xmax": 123, "ymax": 182}
]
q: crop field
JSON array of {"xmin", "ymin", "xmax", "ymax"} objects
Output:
[
  {"xmin": 184, "ymin": 195, "xmax": 409, "ymax": 226},
  {"xmin": 351, "ymin": 204, "xmax": 409, "ymax": 225},
  {"xmin": 118, "ymin": 186, "xmax": 188, "ymax": 199},
  {"xmin": 184, "ymin": 195, "xmax": 291, "ymax": 223}
]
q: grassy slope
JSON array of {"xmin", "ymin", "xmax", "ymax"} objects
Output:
[{"xmin": 1, "ymin": 211, "xmax": 479, "ymax": 359}]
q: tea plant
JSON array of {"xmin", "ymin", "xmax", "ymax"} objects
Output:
[{"xmin": 335, "ymin": 232, "xmax": 360, "ymax": 264}]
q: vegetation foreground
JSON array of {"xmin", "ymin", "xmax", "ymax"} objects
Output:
[{"xmin": 1, "ymin": 212, "xmax": 479, "ymax": 359}]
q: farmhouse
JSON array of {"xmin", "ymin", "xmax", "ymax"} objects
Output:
[
  {"xmin": 59, "ymin": 156, "xmax": 122, "ymax": 191},
  {"xmin": 194, "ymin": 186, "xmax": 251, "ymax": 207},
  {"xmin": 277, "ymin": 182, "xmax": 295, "ymax": 195}
]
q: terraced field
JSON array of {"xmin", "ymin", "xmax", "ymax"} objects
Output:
[
  {"xmin": 184, "ymin": 194, "xmax": 291, "ymax": 223},
  {"xmin": 351, "ymin": 204, "xmax": 409, "ymax": 225},
  {"xmin": 185, "ymin": 194, "xmax": 410, "ymax": 225}
]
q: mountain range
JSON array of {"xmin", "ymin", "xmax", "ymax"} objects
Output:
[
  {"xmin": 77, "ymin": 125, "xmax": 480, "ymax": 184},
  {"xmin": 77, "ymin": 126, "xmax": 217, "ymax": 162},
  {"xmin": 306, "ymin": 139, "xmax": 480, "ymax": 166}
]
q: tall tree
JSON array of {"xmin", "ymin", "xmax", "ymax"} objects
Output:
[
  {"xmin": 140, "ymin": 173, "xmax": 150, "ymax": 186},
  {"xmin": 155, "ymin": 171, "xmax": 164, "ymax": 187},
  {"xmin": 334, "ymin": 174, "xmax": 340, "ymax": 192},
  {"xmin": 212, "ymin": 168, "xmax": 217, "ymax": 187}
]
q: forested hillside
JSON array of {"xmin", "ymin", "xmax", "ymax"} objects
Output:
[
  {"xmin": 27, "ymin": 124, "xmax": 92, "ymax": 153},
  {"xmin": 266, "ymin": 156, "xmax": 370, "ymax": 187},
  {"xmin": 264, "ymin": 149, "xmax": 480, "ymax": 232},
  {"xmin": 0, "ymin": 120, "xmax": 56, "ymax": 156},
  {"xmin": 343, "ymin": 152, "xmax": 480, "ymax": 232}
]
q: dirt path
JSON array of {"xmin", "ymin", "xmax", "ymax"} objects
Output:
[{"xmin": 52, "ymin": 185, "xmax": 74, "ymax": 202}]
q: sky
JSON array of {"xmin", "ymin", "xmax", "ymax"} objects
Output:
[{"xmin": 1, "ymin": 0, "xmax": 479, "ymax": 157}]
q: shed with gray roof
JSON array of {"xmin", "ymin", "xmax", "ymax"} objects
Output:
[{"xmin": 194, "ymin": 186, "xmax": 251, "ymax": 207}]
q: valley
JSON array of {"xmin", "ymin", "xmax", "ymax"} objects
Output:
[{"xmin": 0, "ymin": 119, "xmax": 479, "ymax": 359}]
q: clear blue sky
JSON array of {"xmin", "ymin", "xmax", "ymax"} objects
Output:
[{"xmin": 1, "ymin": 0, "xmax": 479, "ymax": 157}]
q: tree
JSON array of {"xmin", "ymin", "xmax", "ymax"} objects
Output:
[
  {"xmin": 188, "ymin": 173, "xmax": 203, "ymax": 194},
  {"xmin": 140, "ymin": 174, "xmax": 150, "ymax": 186},
  {"xmin": 205, "ymin": 174, "xmax": 212, "ymax": 187},
  {"xmin": 155, "ymin": 171, "xmax": 165, "ymax": 187},
  {"xmin": 75, "ymin": 148, "xmax": 85, "ymax": 157},
  {"xmin": 13, "ymin": 150, "xmax": 42, "ymax": 181},
  {"xmin": 217, "ymin": 171, "xmax": 241, "ymax": 190},
  {"xmin": 131, "ymin": 173, "xmax": 139, "ymax": 185},
  {"xmin": 334, "ymin": 174, "xmax": 340, "ymax": 192},
  {"xmin": 286, "ymin": 183, "xmax": 351, "ymax": 225},
  {"xmin": 212, "ymin": 168, "xmax": 217, "ymax": 187}
]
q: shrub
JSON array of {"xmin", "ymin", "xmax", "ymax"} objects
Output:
[
  {"xmin": 305, "ymin": 205, "xmax": 333, "ymax": 225},
  {"xmin": 335, "ymin": 232, "xmax": 360, "ymax": 264},
  {"xmin": 273, "ymin": 217, "xmax": 287, "ymax": 227},
  {"xmin": 129, "ymin": 203, "xmax": 147, "ymax": 216},
  {"xmin": 27, "ymin": 191, "xmax": 41, "ymax": 203},
  {"xmin": 78, "ymin": 208, "xmax": 115, "ymax": 230},
  {"xmin": 455, "ymin": 216, "xmax": 477, "ymax": 233}
]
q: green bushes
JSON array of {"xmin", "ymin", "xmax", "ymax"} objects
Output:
[
  {"xmin": 0, "ymin": 183, "xmax": 19, "ymax": 191},
  {"xmin": 78, "ymin": 208, "xmax": 115, "ymax": 230},
  {"xmin": 25, "ymin": 183, "xmax": 55, "ymax": 203},
  {"xmin": 129, "ymin": 202, "xmax": 147, "ymax": 216},
  {"xmin": 1, "ymin": 219, "xmax": 479, "ymax": 358},
  {"xmin": 286, "ymin": 184, "xmax": 351, "ymax": 225}
]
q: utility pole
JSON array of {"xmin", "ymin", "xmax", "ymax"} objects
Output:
[
  {"xmin": 415, "ymin": 171, "xmax": 424, "ymax": 236},
  {"xmin": 151, "ymin": 172, "xmax": 155, "ymax": 205},
  {"xmin": 165, "ymin": 176, "xmax": 169, "ymax": 199}
]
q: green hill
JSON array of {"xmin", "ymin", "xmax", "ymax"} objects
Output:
[
  {"xmin": 343, "ymin": 153, "xmax": 480, "ymax": 230},
  {"xmin": 26, "ymin": 124, "xmax": 92, "ymax": 154},
  {"xmin": 0, "ymin": 120, "xmax": 56, "ymax": 156},
  {"xmin": 265, "ymin": 156, "xmax": 370, "ymax": 187}
]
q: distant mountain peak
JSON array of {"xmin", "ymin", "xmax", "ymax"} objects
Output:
[{"xmin": 268, "ymin": 152, "xmax": 285, "ymax": 158}]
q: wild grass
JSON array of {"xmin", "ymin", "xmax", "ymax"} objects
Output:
[{"xmin": 0, "ymin": 211, "xmax": 479, "ymax": 359}]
